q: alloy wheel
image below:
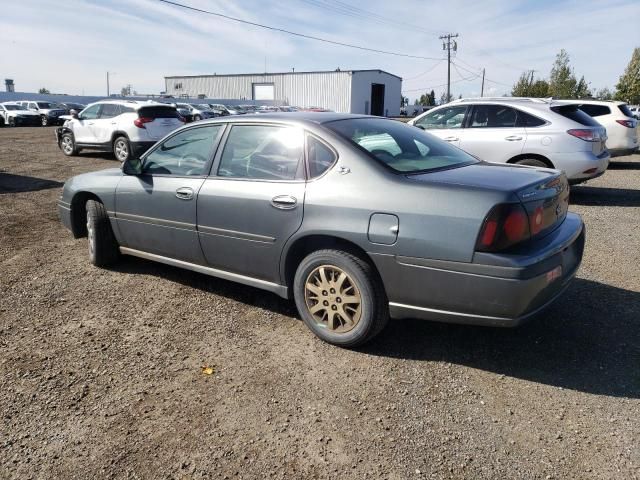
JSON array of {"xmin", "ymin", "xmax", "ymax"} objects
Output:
[
  {"xmin": 114, "ymin": 140, "xmax": 128, "ymax": 161},
  {"xmin": 304, "ymin": 265, "xmax": 362, "ymax": 333},
  {"xmin": 62, "ymin": 136, "xmax": 74, "ymax": 155}
]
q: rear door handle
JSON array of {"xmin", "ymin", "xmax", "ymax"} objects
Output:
[
  {"xmin": 271, "ymin": 195, "xmax": 297, "ymax": 210},
  {"xmin": 505, "ymin": 135, "xmax": 523, "ymax": 141},
  {"xmin": 175, "ymin": 187, "xmax": 194, "ymax": 200},
  {"xmin": 443, "ymin": 136, "xmax": 459, "ymax": 142}
]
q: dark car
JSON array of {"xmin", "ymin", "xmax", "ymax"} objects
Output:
[{"xmin": 58, "ymin": 113, "xmax": 584, "ymax": 347}]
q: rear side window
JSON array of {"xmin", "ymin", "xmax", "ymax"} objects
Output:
[
  {"xmin": 138, "ymin": 106, "xmax": 179, "ymax": 119},
  {"xmin": 550, "ymin": 105, "xmax": 601, "ymax": 127},
  {"xmin": 618, "ymin": 104, "xmax": 633, "ymax": 117},
  {"xmin": 99, "ymin": 104, "xmax": 121, "ymax": 118},
  {"xmin": 579, "ymin": 104, "xmax": 610, "ymax": 117},
  {"xmin": 121, "ymin": 106, "xmax": 135, "ymax": 114},
  {"xmin": 469, "ymin": 105, "xmax": 517, "ymax": 128},
  {"xmin": 306, "ymin": 135, "xmax": 337, "ymax": 178},
  {"xmin": 515, "ymin": 110, "xmax": 546, "ymax": 127}
]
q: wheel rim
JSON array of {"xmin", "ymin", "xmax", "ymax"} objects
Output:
[
  {"xmin": 304, "ymin": 265, "xmax": 362, "ymax": 333},
  {"xmin": 41, "ymin": 117, "xmax": 47, "ymax": 126},
  {"xmin": 87, "ymin": 215, "xmax": 95, "ymax": 256},
  {"xmin": 114, "ymin": 141, "xmax": 128, "ymax": 161},
  {"xmin": 62, "ymin": 137, "xmax": 73, "ymax": 154}
]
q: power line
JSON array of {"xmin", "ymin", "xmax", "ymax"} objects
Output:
[
  {"xmin": 451, "ymin": 61, "xmax": 512, "ymax": 88},
  {"xmin": 403, "ymin": 77, "xmax": 469, "ymax": 93},
  {"xmin": 404, "ymin": 59, "xmax": 445, "ymax": 81},
  {"xmin": 156, "ymin": 0, "xmax": 442, "ymax": 60}
]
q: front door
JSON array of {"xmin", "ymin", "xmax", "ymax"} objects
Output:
[
  {"xmin": 459, "ymin": 104, "xmax": 526, "ymax": 163},
  {"xmin": 73, "ymin": 104, "xmax": 101, "ymax": 143},
  {"xmin": 90, "ymin": 103, "xmax": 121, "ymax": 144},
  {"xmin": 197, "ymin": 124, "xmax": 306, "ymax": 283},
  {"xmin": 115, "ymin": 124, "xmax": 223, "ymax": 264}
]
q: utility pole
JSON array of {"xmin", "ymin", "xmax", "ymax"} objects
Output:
[
  {"xmin": 106, "ymin": 71, "xmax": 110, "ymax": 97},
  {"xmin": 481, "ymin": 68, "xmax": 485, "ymax": 97},
  {"xmin": 439, "ymin": 33, "xmax": 458, "ymax": 103}
]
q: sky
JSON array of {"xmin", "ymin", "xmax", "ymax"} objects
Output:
[{"xmin": 2, "ymin": 0, "xmax": 639, "ymax": 100}]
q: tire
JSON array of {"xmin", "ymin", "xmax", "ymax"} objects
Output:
[
  {"xmin": 41, "ymin": 115, "xmax": 48, "ymax": 127},
  {"xmin": 113, "ymin": 136, "xmax": 131, "ymax": 162},
  {"xmin": 0, "ymin": 117, "xmax": 4, "ymax": 128},
  {"xmin": 60, "ymin": 133, "xmax": 78, "ymax": 156},
  {"xmin": 293, "ymin": 249, "xmax": 388, "ymax": 347},
  {"xmin": 8, "ymin": 117, "xmax": 15, "ymax": 127},
  {"xmin": 193, "ymin": 114, "xmax": 201, "ymax": 121},
  {"xmin": 86, "ymin": 199, "xmax": 119, "ymax": 267},
  {"xmin": 515, "ymin": 158, "xmax": 549, "ymax": 168}
]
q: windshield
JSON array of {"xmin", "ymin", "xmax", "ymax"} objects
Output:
[
  {"xmin": 325, "ymin": 117, "xmax": 477, "ymax": 174},
  {"xmin": 37, "ymin": 102, "xmax": 54, "ymax": 109},
  {"xmin": 3, "ymin": 104, "xmax": 22, "ymax": 111}
]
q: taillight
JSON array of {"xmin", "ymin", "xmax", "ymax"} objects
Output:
[
  {"xmin": 134, "ymin": 116, "xmax": 153, "ymax": 128},
  {"xmin": 567, "ymin": 128, "xmax": 600, "ymax": 142},
  {"xmin": 616, "ymin": 119, "xmax": 635, "ymax": 128},
  {"xmin": 476, "ymin": 204, "xmax": 531, "ymax": 252},
  {"xmin": 530, "ymin": 206, "xmax": 544, "ymax": 235}
]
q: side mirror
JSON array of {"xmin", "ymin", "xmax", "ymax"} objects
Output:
[
  {"xmin": 70, "ymin": 109, "xmax": 79, "ymax": 119},
  {"xmin": 122, "ymin": 157, "xmax": 142, "ymax": 174}
]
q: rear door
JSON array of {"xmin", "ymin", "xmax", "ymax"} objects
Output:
[
  {"xmin": 115, "ymin": 124, "xmax": 223, "ymax": 263},
  {"xmin": 196, "ymin": 123, "xmax": 306, "ymax": 283},
  {"xmin": 412, "ymin": 105, "xmax": 467, "ymax": 147},
  {"xmin": 459, "ymin": 104, "xmax": 526, "ymax": 163},
  {"xmin": 137, "ymin": 105, "xmax": 183, "ymax": 141}
]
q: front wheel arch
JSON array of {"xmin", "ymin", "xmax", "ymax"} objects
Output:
[{"xmin": 70, "ymin": 191, "xmax": 103, "ymax": 238}]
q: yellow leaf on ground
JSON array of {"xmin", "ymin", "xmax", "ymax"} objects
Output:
[{"xmin": 201, "ymin": 366, "xmax": 215, "ymax": 375}]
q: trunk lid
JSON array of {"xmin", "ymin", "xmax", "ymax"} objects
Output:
[{"xmin": 138, "ymin": 105, "xmax": 183, "ymax": 140}]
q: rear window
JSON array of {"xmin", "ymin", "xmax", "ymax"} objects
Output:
[
  {"xmin": 325, "ymin": 117, "xmax": 477, "ymax": 174},
  {"xmin": 579, "ymin": 104, "xmax": 611, "ymax": 117},
  {"xmin": 550, "ymin": 105, "xmax": 601, "ymax": 127},
  {"xmin": 618, "ymin": 104, "xmax": 633, "ymax": 118},
  {"xmin": 138, "ymin": 106, "xmax": 179, "ymax": 119}
]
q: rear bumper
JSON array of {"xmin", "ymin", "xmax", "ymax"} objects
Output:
[
  {"xmin": 553, "ymin": 150, "xmax": 610, "ymax": 182},
  {"xmin": 372, "ymin": 213, "xmax": 585, "ymax": 327}
]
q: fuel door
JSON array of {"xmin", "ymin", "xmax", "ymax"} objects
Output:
[{"xmin": 368, "ymin": 213, "xmax": 399, "ymax": 245}]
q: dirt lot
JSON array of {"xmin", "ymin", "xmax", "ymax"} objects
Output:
[{"xmin": 1, "ymin": 127, "xmax": 639, "ymax": 479}]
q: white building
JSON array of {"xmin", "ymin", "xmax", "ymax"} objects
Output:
[{"xmin": 164, "ymin": 69, "xmax": 402, "ymax": 116}]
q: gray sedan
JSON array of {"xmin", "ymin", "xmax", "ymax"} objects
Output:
[{"xmin": 58, "ymin": 113, "xmax": 584, "ymax": 347}]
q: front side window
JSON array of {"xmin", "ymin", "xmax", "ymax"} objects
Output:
[
  {"xmin": 326, "ymin": 117, "xmax": 477, "ymax": 174},
  {"xmin": 415, "ymin": 106, "xmax": 467, "ymax": 130},
  {"xmin": 307, "ymin": 135, "xmax": 337, "ymax": 178},
  {"xmin": 99, "ymin": 104, "xmax": 121, "ymax": 119},
  {"xmin": 80, "ymin": 104, "xmax": 101, "ymax": 120},
  {"xmin": 28, "ymin": 103, "xmax": 38, "ymax": 110},
  {"xmin": 218, "ymin": 125, "xmax": 303, "ymax": 180},
  {"xmin": 469, "ymin": 105, "xmax": 517, "ymax": 128},
  {"xmin": 143, "ymin": 125, "xmax": 221, "ymax": 176}
]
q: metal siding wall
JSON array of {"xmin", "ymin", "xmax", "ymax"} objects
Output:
[
  {"xmin": 350, "ymin": 71, "xmax": 402, "ymax": 116},
  {"xmin": 165, "ymin": 72, "xmax": 352, "ymax": 112}
]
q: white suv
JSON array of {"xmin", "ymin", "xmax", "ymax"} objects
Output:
[
  {"xmin": 556, "ymin": 100, "xmax": 638, "ymax": 156},
  {"xmin": 56, "ymin": 100, "xmax": 184, "ymax": 161},
  {"xmin": 408, "ymin": 98, "xmax": 610, "ymax": 184}
]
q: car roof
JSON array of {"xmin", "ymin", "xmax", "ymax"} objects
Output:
[
  {"xmin": 554, "ymin": 99, "xmax": 627, "ymax": 106},
  {"xmin": 194, "ymin": 112, "xmax": 371, "ymax": 125}
]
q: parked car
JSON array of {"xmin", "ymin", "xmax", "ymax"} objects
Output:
[
  {"xmin": 175, "ymin": 106, "xmax": 194, "ymax": 123},
  {"xmin": 208, "ymin": 104, "xmax": 233, "ymax": 116},
  {"xmin": 408, "ymin": 98, "xmax": 610, "ymax": 184},
  {"xmin": 57, "ymin": 113, "xmax": 584, "ymax": 347},
  {"xmin": 17, "ymin": 100, "xmax": 67, "ymax": 126},
  {"xmin": 180, "ymin": 104, "xmax": 218, "ymax": 121},
  {"xmin": 55, "ymin": 100, "xmax": 184, "ymax": 161},
  {"xmin": 628, "ymin": 106, "xmax": 640, "ymax": 120},
  {"xmin": 59, "ymin": 102, "xmax": 86, "ymax": 115},
  {"xmin": 558, "ymin": 100, "xmax": 638, "ymax": 156},
  {"xmin": 0, "ymin": 102, "xmax": 41, "ymax": 127}
]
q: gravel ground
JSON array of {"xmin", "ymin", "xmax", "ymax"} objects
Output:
[{"xmin": 1, "ymin": 127, "xmax": 639, "ymax": 479}]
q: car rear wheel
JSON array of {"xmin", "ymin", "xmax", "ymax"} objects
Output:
[
  {"xmin": 515, "ymin": 158, "xmax": 550, "ymax": 168},
  {"xmin": 86, "ymin": 199, "xmax": 119, "ymax": 267},
  {"xmin": 113, "ymin": 136, "xmax": 131, "ymax": 162},
  {"xmin": 193, "ymin": 114, "xmax": 201, "ymax": 121},
  {"xmin": 293, "ymin": 249, "xmax": 388, "ymax": 347},
  {"xmin": 61, "ymin": 133, "xmax": 78, "ymax": 156},
  {"xmin": 41, "ymin": 116, "xmax": 48, "ymax": 127}
]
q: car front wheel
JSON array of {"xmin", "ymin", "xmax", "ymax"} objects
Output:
[
  {"xmin": 293, "ymin": 249, "xmax": 388, "ymax": 347},
  {"xmin": 113, "ymin": 136, "xmax": 131, "ymax": 162},
  {"xmin": 86, "ymin": 199, "xmax": 120, "ymax": 267},
  {"xmin": 61, "ymin": 133, "xmax": 78, "ymax": 156},
  {"xmin": 41, "ymin": 116, "xmax": 48, "ymax": 127}
]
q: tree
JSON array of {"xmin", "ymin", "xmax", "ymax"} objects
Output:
[
  {"xmin": 549, "ymin": 49, "xmax": 578, "ymax": 98},
  {"xmin": 439, "ymin": 91, "xmax": 450, "ymax": 105},
  {"xmin": 595, "ymin": 87, "xmax": 613, "ymax": 100},
  {"xmin": 418, "ymin": 91, "xmax": 435, "ymax": 106},
  {"xmin": 512, "ymin": 72, "xmax": 550, "ymax": 97},
  {"xmin": 38, "ymin": 88, "xmax": 50, "ymax": 94},
  {"xmin": 615, "ymin": 47, "xmax": 640, "ymax": 104},
  {"xmin": 429, "ymin": 89, "xmax": 435, "ymax": 105}
]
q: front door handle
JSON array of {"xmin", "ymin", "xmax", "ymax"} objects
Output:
[
  {"xmin": 175, "ymin": 187, "xmax": 194, "ymax": 200},
  {"xmin": 443, "ymin": 136, "xmax": 459, "ymax": 142},
  {"xmin": 271, "ymin": 195, "xmax": 297, "ymax": 210},
  {"xmin": 505, "ymin": 135, "xmax": 523, "ymax": 141}
]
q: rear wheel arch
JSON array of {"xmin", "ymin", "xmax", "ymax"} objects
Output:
[
  {"xmin": 70, "ymin": 192, "xmax": 103, "ymax": 238},
  {"xmin": 282, "ymin": 234, "xmax": 383, "ymax": 295},
  {"xmin": 110, "ymin": 130, "xmax": 130, "ymax": 147},
  {"xmin": 507, "ymin": 153, "xmax": 554, "ymax": 169}
]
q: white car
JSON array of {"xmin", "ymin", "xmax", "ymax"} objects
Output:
[
  {"xmin": 408, "ymin": 98, "xmax": 610, "ymax": 184},
  {"xmin": 55, "ymin": 100, "xmax": 184, "ymax": 161},
  {"xmin": 0, "ymin": 103, "xmax": 41, "ymax": 127},
  {"xmin": 559, "ymin": 100, "xmax": 638, "ymax": 156},
  {"xmin": 16, "ymin": 100, "xmax": 67, "ymax": 126},
  {"xmin": 627, "ymin": 105, "xmax": 640, "ymax": 120}
]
